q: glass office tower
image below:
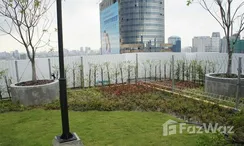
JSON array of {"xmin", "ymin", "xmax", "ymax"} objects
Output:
[
  {"xmin": 119, "ymin": 0, "xmax": 165, "ymax": 49},
  {"xmin": 100, "ymin": 0, "xmax": 165, "ymax": 54}
]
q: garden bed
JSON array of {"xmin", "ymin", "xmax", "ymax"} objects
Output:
[
  {"xmin": 151, "ymin": 80, "xmax": 201, "ymax": 90},
  {"xmin": 146, "ymin": 80, "xmax": 244, "ymax": 109},
  {"xmin": 10, "ymin": 80, "xmax": 59, "ymax": 106},
  {"xmin": 205, "ymin": 73, "xmax": 244, "ymax": 97},
  {"xmin": 1, "ymin": 84, "xmax": 244, "ymax": 144}
]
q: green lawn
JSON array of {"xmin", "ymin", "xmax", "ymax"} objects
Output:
[{"xmin": 0, "ymin": 109, "xmax": 207, "ymax": 146}]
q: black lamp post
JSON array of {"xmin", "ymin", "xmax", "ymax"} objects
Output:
[{"xmin": 56, "ymin": 0, "xmax": 77, "ymax": 143}]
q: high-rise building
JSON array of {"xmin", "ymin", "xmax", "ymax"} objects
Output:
[
  {"xmin": 234, "ymin": 40, "xmax": 244, "ymax": 53},
  {"xmin": 99, "ymin": 0, "xmax": 165, "ymax": 54},
  {"xmin": 192, "ymin": 32, "xmax": 222, "ymax": 53},
  {"xmin": 12, "ymin": 50, "xmax": 20, "ymax": 60},
  {"xmin": 80, "ymin": 47, "xmax": 84, "ymax": 54},
  {"xmin": 168, "ymin": 36, "xmax": 181, "ymax": 52},
  {"xmin": 20, "ymin": 53, "xmax": 27, "ymax": 60},
  {"xmin": 192, "ymin": 36, "xmax": 212, "ymax": 52},
  {"xmin": 211, "ymin": 32, "xmax": 221, "ymax": 52},
  {"xmin": 64, "ymin": 49, "xmax": 69, "ymax": 56},
  {"xmin": 85, "ymin": 47, "xmax": 91, "ymax": 54},
  {"xmin": 221, "ymin": 38, "xmax": 227, "ymax": 53},
  {"xmin": 221, "ymin": 34, "xmax": 241, "ymax": 53}
]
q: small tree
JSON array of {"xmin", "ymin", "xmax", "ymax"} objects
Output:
[
  {"xmin": 99, "ymin": 64, "xmax": 104, "ymax": 86},
  {"xmin": 104, "ymin": 62, "xmax": 110, "ymax": 85},
  {"xmin": 88, "ymin": 62, "xmax": 92, "ymax": 87},
  {"xmin": 142, "ymin": 61, "xmax": 148, "ymax": 81},
  {"xmin": 0, "ymin": 0, "xmax": 54, "ymax": 81},
  {"xmin": 93, "ymin": 64, "xmax": 98, "ymax": 86},
  {"xmin": 188, "ymin": 0, "xmax": 244, "ymax": 76},
  {"xmin": 118, "ymin": 62, "xmax": 125, "ymax": 84}
]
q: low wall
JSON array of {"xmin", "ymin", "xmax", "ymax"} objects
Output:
[
  {"xmin": 205, "ymin": 73, "xmax": 244, "ymax": 97},
  {"xmin": 10, "ymin": 80, "xmax": 59, "ymax": 106}
]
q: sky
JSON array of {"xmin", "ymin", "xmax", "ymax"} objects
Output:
[{"xmin": 0, "ymin": 0, "xmax": 243, "ymax": 53}]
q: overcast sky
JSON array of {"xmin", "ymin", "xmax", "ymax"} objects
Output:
[{"xmin": 0, "ymin": 0, "xmax": 243, "ymax": 53}]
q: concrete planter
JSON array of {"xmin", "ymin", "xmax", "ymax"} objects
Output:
[
  {"xmin": 205, "ymin": 73, "xmax": 244, "ymax": 97},
  {"xmin": 10, "ymin": 80, "xmax": 59, "ymax": 106}
]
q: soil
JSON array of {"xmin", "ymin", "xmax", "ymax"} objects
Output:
[
  {"xmin": 99, "ymin": 84, "xmax": 154, "ymax": 96},
  {"xmin": 15, "ymin": 80, "xmax": 54, "ymax": 86},
  {"xmin": 211, "ymin": 73, "xmax": 244, "ymax": 78}
]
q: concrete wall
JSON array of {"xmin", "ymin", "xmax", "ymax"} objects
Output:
[
  {"xmin": 205, "ymin": 73, "xmax": 244, "ymax": 97},
  {"xmin": 10, "ymin": 80, "xmax": 59, "ymax": 106}
]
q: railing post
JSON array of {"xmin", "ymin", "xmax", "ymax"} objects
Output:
[
  {"xmin": 4, "ymin": 76, "xmax": 11, "ymax": 98},
  {"xmin": 48, "ymin": 58, "xmax": 52, "ymax": 79},
  {"xmin": 172, "ymin": 55, "xmax": 175, "ymax": 92},
  {"xmin": 15, "ymin": 60, "xmax": 20, "ymax": 82},
  {"xmin": 159, "ymin": 61, "xmax": 162, "ymax": 81},
  {"xmin": 80, "ymin": 57, "xmax": 84, "ymax": 88},
  {"xmin": 128, "ymin": 65, "xmax": 131, "ymax": 84},
  {"xmin": 135, "ymin": 54, "xmax": 138, "ymax": 83},
  {"xmin": 235, "ymin": 57, "xmax": 242, "ymax": 110},
  {"xmin": 73, "ymin": 68, "xmax": 75, "ymax": 88},
  {"xmin": 101, "ymin": 67, "xmax": 104, "ymax": 86}
]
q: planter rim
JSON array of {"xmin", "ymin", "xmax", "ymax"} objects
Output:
[
  {"xmin": 10, "ymin": 80, "xmax": 58, "ymax": 88},
  {"xmin": 206, "ymin": 73, "xmax": 244, "ymax": 80}
]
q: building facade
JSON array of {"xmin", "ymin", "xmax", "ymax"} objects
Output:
[
  {"xmin": 182, "ymin": 46, "xmax": 192, "ymax": 53},
  {"xmin": 221, "ymin": 34, "xmax": 241, "ymax": 53},
  {"xmin": 192, "ymin": 36, "xmax": 212, "ymax": 52},
  {"xmin": 234, "ymin": 40, "xmax": 244, "ymax": 53},
  {"xmin": 80, "ymin": 47, "xmax": 84, "ymax": 54},
  {"xmin": 192, "ymin": 32, "xmax": 222, "ymax": 53},
  {"xmin": 99, "ymin": 0, "xmax": 165, "ymax": 54},
  {"xmin": 211, "ymin": 32, "xmax": 221, "ymax": 52},
  {"xmin": 168, "ymin": 36, "xmax": 181, "ymax": 52}
]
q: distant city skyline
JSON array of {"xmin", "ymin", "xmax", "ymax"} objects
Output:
[
  {"xmin": 0, "ymin": 0, "xmax": 243, "ymax": 52},
  {"xmin": 0, "ymin": 48, "xmax": 100, "ymax": 60}
]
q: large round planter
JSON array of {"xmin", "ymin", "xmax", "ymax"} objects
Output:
[
  {"xmin": 205, "ymin": 73, "xmax": 244, "ymax": 97},
  {"xmin": 10, "ymin": 80, "xmax": 59, "ymax": 106}
]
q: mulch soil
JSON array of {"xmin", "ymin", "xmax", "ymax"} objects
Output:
[{"xmin": 15, "ymin": 80, "xmax": 54, "ymax": 86}]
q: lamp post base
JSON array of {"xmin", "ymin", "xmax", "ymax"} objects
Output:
[{"xmin": 52, "ymin": 133, "xmax": 83, "ymax": 146}]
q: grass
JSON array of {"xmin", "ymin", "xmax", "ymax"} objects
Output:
[{"xmin": 0, "ymin": 109, "xmax": 209, "ymax": 146}]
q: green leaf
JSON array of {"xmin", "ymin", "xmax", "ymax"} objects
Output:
[
  {"xmin": 187, "ymin": 0, "xmax": 193, "ymax": 6},
  {"xmin": 34, "ymin": 0, "xmax": 40, "ymax": 8}
]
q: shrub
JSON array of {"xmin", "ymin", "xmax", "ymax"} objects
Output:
[
  {"xmin": 0, "ymin": 100, "xmax": 29, "ymax": 113},
  {"xmin": 227, "ymin": 111, "xmax": 244, "ymax": 144},
  {"xmin": 196, "ymin": 132, "xmax": 232, "ymax": 146}
]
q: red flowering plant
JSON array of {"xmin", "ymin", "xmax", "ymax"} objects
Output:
[{"xmin": 99, "ymin": 82, "xmax": 155, "ymax": 97}]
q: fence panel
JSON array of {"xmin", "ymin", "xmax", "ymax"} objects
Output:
[{"xmin": 1, "ymin": 53, "xmax": 244, "ymax": 98}]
